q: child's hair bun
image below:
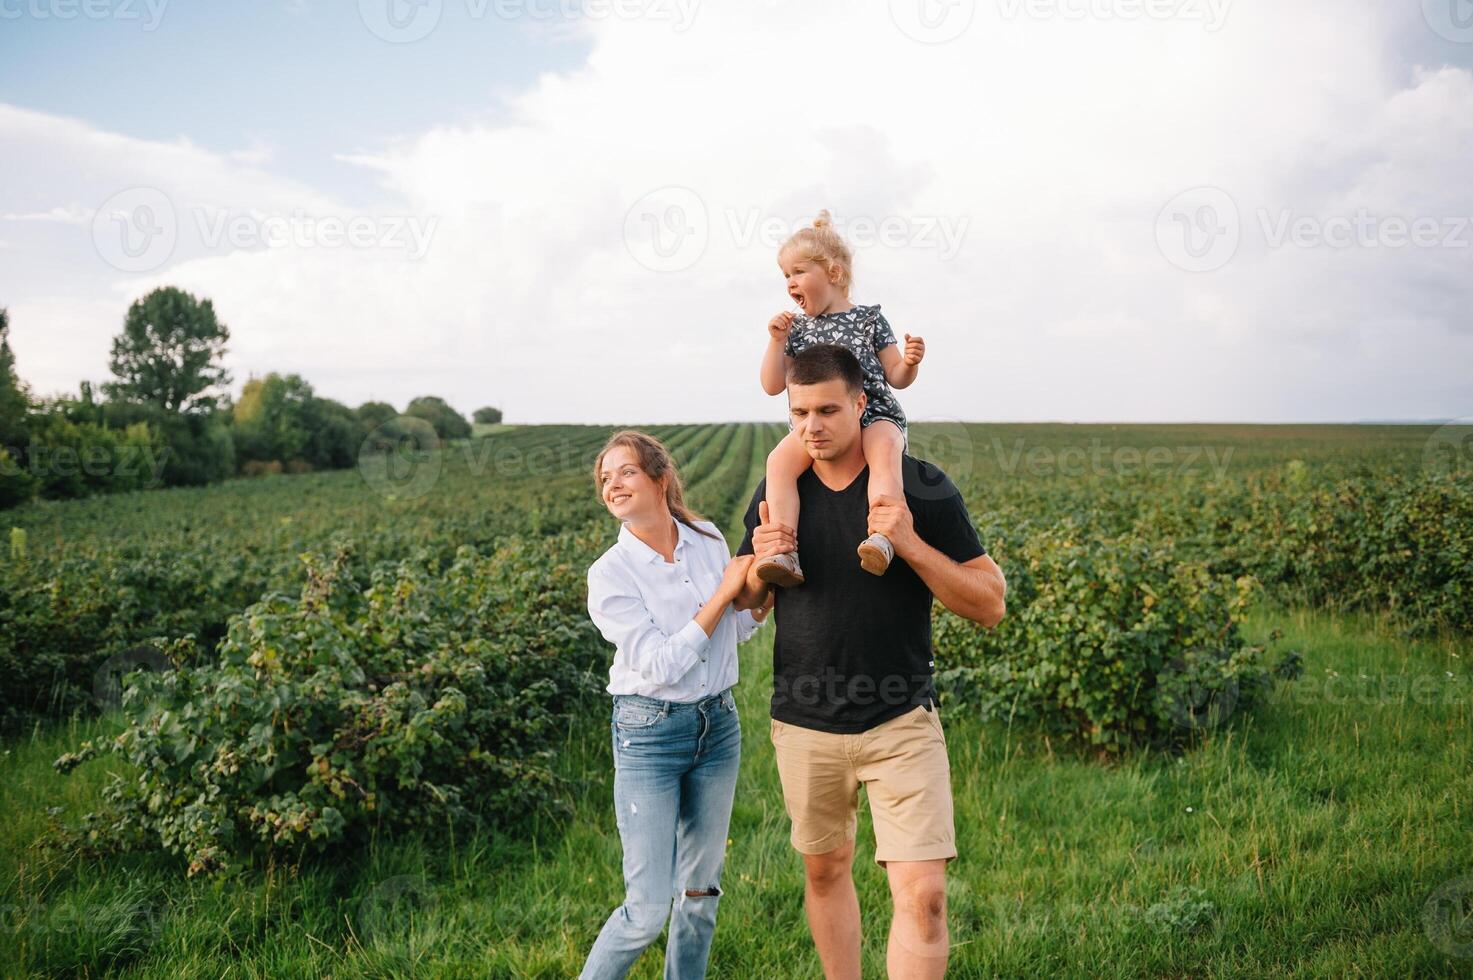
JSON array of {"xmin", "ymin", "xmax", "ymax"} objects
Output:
[{"xmin": 780, "ymin": 208, "xmax": 853, "ymax": 290}]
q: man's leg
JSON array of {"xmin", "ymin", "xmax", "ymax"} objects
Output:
[
  {"xmin": 856, "ymin": 704, "xmax": 957, "ymax": 980},
  {"xmin": 769, "ymin": 717, "xmax": 863, "ymax": 979},
  {"xmin": 884, "ymin": 859, "xmax": 949, "ymax": 980},
  {"xmin": 803, "ymin": 838, "xmax": 862, "ymax": 980}
]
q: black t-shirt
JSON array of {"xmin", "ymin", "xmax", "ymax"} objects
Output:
[{"xmin": 737, "ymin": 454, "xmax": 987, "ymax": 734}]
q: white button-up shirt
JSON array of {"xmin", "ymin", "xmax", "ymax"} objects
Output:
[{"xmin": 587, "ymin": 517, "xmax": 766, "ymax": 700}]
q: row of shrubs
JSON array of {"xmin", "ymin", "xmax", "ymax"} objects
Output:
[
  {"xmin": 0, "ymin": 424, "xmax": 625, "ymax": 733},
  {"xmin": 51, "ymin": 533, "xmax": 607, "ymax": 877},
  {"xmin": 935, "ymin": 467, "xmax": 1471, "ymax": 752},
  {"xmin": 33, "ymin": 430, "xmax": 1471, "ymax": 875},
  {"xmin": 933, "ymin": 520, "xmax": 1301, "ymax": 754}
]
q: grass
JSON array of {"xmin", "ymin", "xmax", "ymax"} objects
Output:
[{"xmin": 3, "ymin": 607, "xmax": 1468, "ymax": 977}]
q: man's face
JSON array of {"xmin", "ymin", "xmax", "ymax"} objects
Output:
[{"xmin": 787, "ymin": 378, "xmax": 865, "ymax": 461}]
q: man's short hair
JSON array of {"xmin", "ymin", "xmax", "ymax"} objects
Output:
[{"xmin": 788, "ymin": 344, "xmax": 864, "ymax": 396}]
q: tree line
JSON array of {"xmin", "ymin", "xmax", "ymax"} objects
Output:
[{"xmin": 0, "ymin": 287, "xmax": 502, "ymax": 509}]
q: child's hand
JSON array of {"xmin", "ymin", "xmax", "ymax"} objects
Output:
[
  {"xmin": 903, "ymin": 333, "xmax": 926, "ymax": 367},
  {"xmin": 768, "ymin": 310, "xmax": 796, "ymax": 343}
]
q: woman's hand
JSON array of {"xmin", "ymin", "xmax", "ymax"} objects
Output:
[
  {"xmin": 767, "ymin": 310, "xmax": 796, "ymax": 343},
  {"xmin": 717, "ymin": 555, "xmax": 755, "ymax": 605},
  {"xmin": 748, "ymin": 587, "xmax": 776, "ymax": 622}
]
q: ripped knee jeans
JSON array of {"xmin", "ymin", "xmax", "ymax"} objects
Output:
[{"xmin": 579, "ymin": 688, "xmax": 741, "ymax": 980}]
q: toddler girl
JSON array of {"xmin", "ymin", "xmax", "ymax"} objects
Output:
[{"xmin": 754, "ymin": 210, "xmax": 926, "ymax": 586}]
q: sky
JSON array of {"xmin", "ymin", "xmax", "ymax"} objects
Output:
[{"xmin": 2, "ymin": 0, "xmax": 1471, "ymax": 424}]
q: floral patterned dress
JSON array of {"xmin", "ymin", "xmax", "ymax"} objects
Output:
[{"xmin": 783, "ymin": 303, "xmax": 907, "ymax": 439}]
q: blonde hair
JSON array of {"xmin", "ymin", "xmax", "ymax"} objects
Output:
[
  {"xmin": 778, "ymin": 209, "xmax": 854, "ymax": 291},
  {"xmin": 593, "ymin": 430, "xmax": 722, "ymax": 540}
]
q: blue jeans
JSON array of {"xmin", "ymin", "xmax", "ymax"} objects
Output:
[{"xmin": 580, "ymin": 687, "xmax": 741, "ymax": 980}]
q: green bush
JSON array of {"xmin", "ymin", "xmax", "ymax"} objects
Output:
[
  {"xmin": 25, "ymin": 416, "xmax": 163, "ymax": 499},
  {"xmin": 934, "ymin": 521, "xmax": 1292, "ymax": 753},
  {"xmin": 50, "ymin": 534, "xmax": 604, "ymax": 876},
  {"xmin": 0, "ymin": 446, "xmax": 36, "ymax": 507},
  {"xmin": 1204, "ymin": 469, "xmax": 1473, "ymax": 635}
]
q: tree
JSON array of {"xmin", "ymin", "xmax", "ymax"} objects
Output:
[
  {"xmin": 406, "ymin": 396, "xmax": 471, "ymax": 441},
  {"xmin": 105, "ymin": 287, "xmax": 231, "ymax": 414},
  {"xmin": 0, "ymin": 307, "xmax": 38, "ymax": 507},
  {"xmin": 356, "ymin": 400, "xmax": 398, "ymax": 432},
  {"xmin": 472, "ymin": 406, "xmax": 503, "ymax": 424},
  {"xmin": 0, "ymin": 307, "xmax": 32, "ymax": 451},
  {"xmin": 303, "ymin": 398, "xmax": 366, "ymax": 470},
  {"xmin": 232, "ymin": 373, "xmax": 314, "ymax": 466}
]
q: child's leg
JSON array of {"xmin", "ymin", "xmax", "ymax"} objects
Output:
[
  {"xmin": 861, "ymin": 420, "xmax": 907, "ymax": 513},
  {"xmin": 764, "ymin": 429, "xmax": 813, "ymax": 533},
  {"xmin": 754, "ymin": 429, "xmax": 814, "ymax": 587},
  {"xmin": 857, "ymin": 420, "xmax": 907, "ymax": 575}
]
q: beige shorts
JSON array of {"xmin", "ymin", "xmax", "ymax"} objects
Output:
[{"xmin": 769, "ymin": 703, "xmax": 956, "ymax": 867}]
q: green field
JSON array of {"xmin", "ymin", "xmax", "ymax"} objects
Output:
[{"xmin": 2, "ymin": 422, "xmax": 1470, "ymax": 977}]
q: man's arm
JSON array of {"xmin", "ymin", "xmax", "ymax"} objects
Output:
[
  {"xmin": 733, "ymin": 500, "xmax": 791, "ymax": 610},
  {"xmin": 907, "ymin": 546, "xmax": 1006, "ymax": 627},
  {"xmin": 868, "ymin": 493, "xmax": 1005, "ymax": 627}
]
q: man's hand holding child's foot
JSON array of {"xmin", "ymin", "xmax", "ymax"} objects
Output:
[
  {"xmin": 752, "ymin": 500, "xmax": 805, "ymax": 587},
  {"xmin": 861, "ymin": 494, "xmax": 919, "ymax": 575}
]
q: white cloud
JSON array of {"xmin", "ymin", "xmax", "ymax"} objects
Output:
[{"xmin": 2, "ymin": 0, "xmax": 1471, "ymax": 421}]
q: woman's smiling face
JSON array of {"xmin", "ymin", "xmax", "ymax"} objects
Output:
[
  {"xmin": 780, "ymin": 248, "xmax": 842, "ymax": 316},
  {"xmin": 597, "ymin": 445, "xmax": 664, "ymax": 521}
]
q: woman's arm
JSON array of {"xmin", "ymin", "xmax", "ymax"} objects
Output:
[{"xmin": 586, "ymin": 556, "xmax": 754, "ymax": 687}]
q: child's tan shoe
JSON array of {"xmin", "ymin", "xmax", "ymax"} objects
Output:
[
  {"xmin": 755, "ymin": 551, "xmax": 805, "ymax": 588},
  {"xmin": 857, "ymin": 533, "xmax": 894, "ymax": 575}
]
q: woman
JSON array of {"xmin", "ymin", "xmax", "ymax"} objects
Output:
[{"xmin": 579, "ymin": 430, "xmax": 771, "ymax": 980}]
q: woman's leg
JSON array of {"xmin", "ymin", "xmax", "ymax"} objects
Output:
[
  {"xmin": 580, "ymin": 711, "xmax": 685, "ymax": 980},
  {"xmin": 755, "ymin": 429, "xmax": 813, "ymax": 587},
  {"xmin": 857, "ymin": 420, "xmax": 908, "ymax": 575},
  {"xmin": 665, "ymin": 693, "xmax": 742, "ymax": 978}
]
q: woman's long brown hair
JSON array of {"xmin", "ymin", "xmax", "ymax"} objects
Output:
[{"xmin": 592, "ymin": 430, "xmax": 722, "ymax": 540}]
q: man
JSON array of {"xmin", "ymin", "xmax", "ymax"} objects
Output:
[{"xmin": 734, "ymin": 343, "xmax": 1006, "ymax": 979}]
